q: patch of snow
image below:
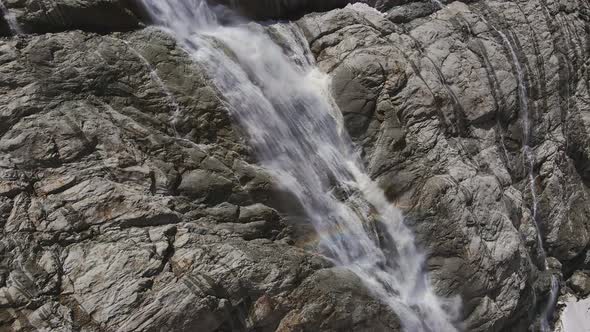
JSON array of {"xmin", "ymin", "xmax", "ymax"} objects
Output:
[
  {"xmin": 555, "ymin": 296, "xmax": 590, "ymax": 332},
  {"xmin": 346, "ymin": 2, "xmax": 385, "ymax": 17}
]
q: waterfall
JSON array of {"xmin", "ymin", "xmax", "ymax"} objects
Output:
[
  {"xmin": 495, "ymin": 28, "xmax": 544, "ymax": 252},
  {"xmin": 486, "ymin": 19, "xmax": 559, "ymax": 331},
  {"xmin": 541, "ymin": 277, "xmax": 559, "ymax": 332},
  {"xmin": 0, "ymin": 0, "xmax": 22, "ymax": 35},
  {"xmin": 140, "ymin": 1, "xmax": 460, "ymax": 331}
]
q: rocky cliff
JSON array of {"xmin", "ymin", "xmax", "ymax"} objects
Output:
[{"xmin": 1, "ymin": 0, "xmax": 589, "ymax": 331}]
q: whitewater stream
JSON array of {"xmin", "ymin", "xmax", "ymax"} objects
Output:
[
  {"xmin": 140, "ymin": 0, "xmax": 460, "ymax": 331},
  {"xmin": 0, "ymin": 0, "xmax": 21, "ymax": 34}
]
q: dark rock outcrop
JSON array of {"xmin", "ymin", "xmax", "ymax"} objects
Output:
[
  {"xmin": 0, "ymin": 0, "xmax": 145, "ymax": 35},
  {"xmin": 211, "ymin": 0, "xmax": 356, "ymax": 19},
  {"xmin": 0, "ymin": 20, "xmax": 399, "ymax": 332}
]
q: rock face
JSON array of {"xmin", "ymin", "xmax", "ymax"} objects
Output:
[
  {"xmin": 211, "ymin": 0, "xmax": 353, "ymax": 19},
  {"xmin": 568, "ymin": 271, "xmax": 590, "ymax": 297},
  {"xmin": 0, "ymin": 0, "xmax": 145, "ymax": 35},
  {"xmin": 299, "ymin": 1, "xmax": 590, "ymax": 330},
  {"xmin": 0, "ymin": 0, "xmax": 589, "ymax": 331},
  {"xmin": 0, "ymin": 12, "xmax": 397, "ymax": 332}
]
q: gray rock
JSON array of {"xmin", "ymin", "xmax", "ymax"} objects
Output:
[
  {"xmin": 211, "ymin": 0, "xmax": 365, "ymax": 20},
  {"xmin": 1, "ymin": 0, "xmax": 145, "ymax": 35},
  {"xmin": 386, "ymin": 2, "xmax": 438, "ymax": 23},
  {"xmin": 278, "ymin": 267, "xmax": 401, "ymax": 331},
  {"xmin": 177, "ymin": 169, "xmax": 234, "ymax": 203},
  {"xmin": 238, "ymin": 203, "xmax": 279, "ymax": 223},
  {"xmin": 299, "ymin": 0, "xmax": 590, "ymax": 329},
  {"xmin": 568, "ymin": 271, "xmax": 590, "ymax": 297},
  {"xmin": 1, "ymin": 0, "xmax": 590, "ymax": 331},
  {"xmin": 0, "ymin": 19, "xmax": 398, "ymax": 332}
]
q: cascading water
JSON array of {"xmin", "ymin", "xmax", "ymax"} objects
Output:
[
  {"xmin": 140, "ymin": 1, "xmax": 460, "ymax": 331},
  {"xmin": 0, "ymin": 0, "xmax": 22, "ymax": 35},
  {"xmin": 542, "ymin": 277, "xmax": 559, "ymax": 332},
  {"xmin": 487, "ymin": 19, "xmax": 559, "ymax": 331}
]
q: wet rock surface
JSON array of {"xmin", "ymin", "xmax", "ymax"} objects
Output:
[
  {"xmin": 0, "ymin": 0, "xmax": 589, "ymax": 331},
  {"xmin": 0, "ymin": 19, "xmax": 399, "ymax": 332},
  {"xmin": 299, "ymin": 0, "xmax": 590, "ymax": 330}
]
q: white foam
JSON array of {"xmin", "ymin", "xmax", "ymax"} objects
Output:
[
  {"xmin": 141, "ymin": 1, "xmax": 461, "ymax": 330},
  {"xmin": 0, "ymin": 0, "xmax": 22, "ymax": 35}
]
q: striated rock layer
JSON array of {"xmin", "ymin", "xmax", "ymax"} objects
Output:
[
  {"xmin": 298, "ymin": 1, "xmax": 590, "ymax": 330},
  {"xmin": 0, "ymin": 0, "xmax": 589, "ymax": 331}
]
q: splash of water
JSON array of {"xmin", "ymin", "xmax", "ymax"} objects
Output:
[
  {"xmin": 0, "ymin": 0, "xmax": 22, "ymax": 35},
  {"xmin": 140, "ymin": 0, "xmax": 461, "ymax": 330}
]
